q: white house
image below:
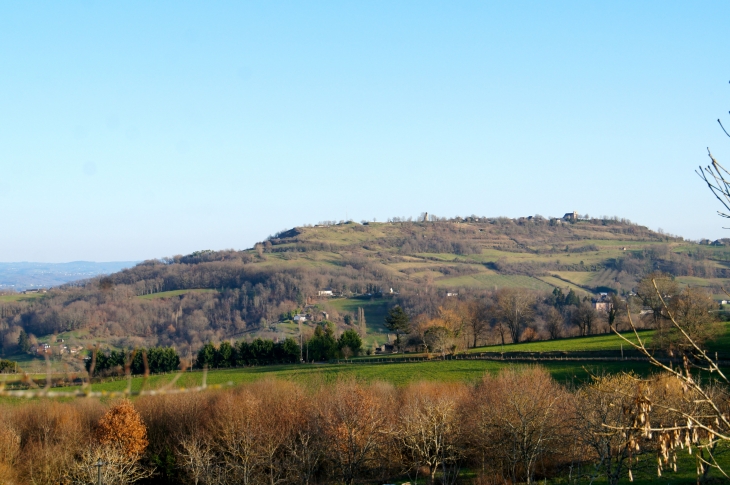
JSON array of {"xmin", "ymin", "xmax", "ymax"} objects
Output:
[
  {"xmin": 293, "ymin": 314, "xmax": 308, "ymax": 323},
  {"xmin": 318, "ymin": 288, "xmax": 334, "ymax": 297}
]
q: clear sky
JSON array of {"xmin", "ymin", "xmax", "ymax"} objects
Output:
[{"xmin": 2, "ymin": 1, "xmax": 730, "ymax": 262}]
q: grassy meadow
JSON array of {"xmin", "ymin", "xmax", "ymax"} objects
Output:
[
  {"xmin": 0, "ymin": 292, "xmax": 45, "ymax": 303},
  {"xmin": 42, "ymin": 358, "xmax": 656, "ymax": 396}
]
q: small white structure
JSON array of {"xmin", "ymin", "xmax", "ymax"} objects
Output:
[
  {"xmin": 317, "ymin": 288, "xmax": 334, "ymax": 297},
  {"xmin": 293, "ymin": 314, "xmax": 308, "ymax": 322},
  {"xmin": 446, "ymin": 292, "xmax": 458, "ymax": 297}
]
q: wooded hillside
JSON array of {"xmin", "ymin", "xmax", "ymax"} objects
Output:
[{"xmin": 2, "ymin": 215, "xmax": 729, "ymax": 360}]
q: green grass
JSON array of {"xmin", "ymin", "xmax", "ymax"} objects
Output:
[
  {"xmin": 551, "ymin": 271, "xmax": 596, "ymax": 286},
  {"xmin": 536, "ymin": 275, "xmax": 592, "ymax": 296},
  {"xmin": 137, "ymin": 289, "xmax": 218, "ymax": 300},
  {"xmin": 327, "ymin": 298, "xmax": 391, "ymax": 346},
  {"xmin": 547, "ymin": 444, "xmax": 730, "ymax": 484},
  {"xmin": 675, "ymin": 276, "xmax": 730, "ymax": 288},
  {"xmin": 0, "ymin": 293, "xmax": 45, "ymax": 303},
  {"xmin": 470, "ymin": 330, "xmax": 654, "ymax": 353},
  {"xmin": 437, "ymin": 273, "xmax": 554, "ymax": 291},
  {"xmin": 50, "ymin": 359, "xmax": 657, "ymax": 395}
]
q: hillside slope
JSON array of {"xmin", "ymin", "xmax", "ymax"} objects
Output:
[{"xmin": 2, "ymin": 215, "xmax": 729, "ymax": 363}]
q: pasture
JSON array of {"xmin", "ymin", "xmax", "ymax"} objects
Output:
[
  {"xmin": 0, "ymin": 292, "xmax": 45, "ymax": 303},
  {"xmin": 45, "ymin": 358, "xmax": 657, "ymax": 396}
]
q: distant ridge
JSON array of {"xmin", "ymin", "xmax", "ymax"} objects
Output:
[{"xmin": 0, "ymin": 261, "xmax": 139, "ymax": 291}]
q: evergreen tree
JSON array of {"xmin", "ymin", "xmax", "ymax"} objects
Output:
[
  {"xmin": 18, "ymin": 330, "xmax": 30, "ymax": 353},
  {"xmin": 216, "ymin": 341, "xmax": 235, "ymax": 368},
  {"xmin": 196, "ymin": 342, "xmax": 216, "ymax": 368},
  {"xmin": 384, "ymin": 306, "xmax": 411, "ymax": 351},
  {"xmin": 281, "ymin": 337, "xmax": 300, "ymax": 363},
  {"xmin": 307, "ymin": 323, "xmax": 338, "ymax": 361},
  {"xmin": 338, "ymin": 329, "xmax": 362, "ymax": 357},
  {"xmin": 565, "ymin": 289, "xmax": 581, "ymax": 307}
]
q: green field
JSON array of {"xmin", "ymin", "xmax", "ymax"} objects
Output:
[
  {"xmin": 0, "ymin": 292, "xmax": 45, "ymax": 303},
  {"xmin": 47, "ymin": 359, "xmax": 656, "ymax": 396},
  {"xmin": 437, "ymin": 273, "xmax": 554, "ymax": 291},
  {"xmin": 470, "ymin": 330, "xmax": 655, "ymax": 353},
  {"xmin": 326, "ymin": 297, "xmax": 391, "ymax": 346}
]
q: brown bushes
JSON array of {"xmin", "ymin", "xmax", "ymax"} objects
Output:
[
  {"xmin": 465, "ymin": 367, "xmax": 575, "ymax": 484},
  {"xmin": 0, "ymin": 368, "xmax": 721, "ymax": 484}
]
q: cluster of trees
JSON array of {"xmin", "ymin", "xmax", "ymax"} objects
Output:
[
  {"xmin": 0, "ymin": 398, "xmax": 151, "ymax": 484},
  {"xmin": 196, "ymin": 338, "xmax": 300, "ymax": 368},
  {"xmin": 306, "ymin": 325, "xmax": 362, "ymax": 361},
  {"xmin": 195, "ymin": 327, "xmax": 364, "ymax": 368},
  {"xmin": 0, "ymin": 367, "xmax": 723, "ymax": 485},
  {"xmin": 86, "ymin": 347, "xmax": 181, "ymax": 376},
  {"xmin": 393, "ymin": 272, "xmax": 722, "ymax": 349},
  {"xmin": 0, "ymin": 359, "xmax": 15, "ymax": 373}
]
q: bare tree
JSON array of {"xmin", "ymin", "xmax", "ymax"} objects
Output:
[
  {"xmin": 495, "ymin": 288, "xmax": 534, "ymax": 344},
  {"xmin": 635, "ymin": 272, "xmax": 678, "ymax": 327},
  {"xmin": 358, "ymin": 307, "xmax": 367, "ymax": 337},
  {"xmin": 397, "ymin": 382, "xmax": 465, "ymax": 484},
  {"xmin": 544, "ymin": 306, "xmax": 563, "ymax": 340},
  {"xmin": 574, "ymin": 373, "xmax": 646, "ymax": 485},
  {"xmin": 613, "ymin": 277, "xmax": 730, "ymax": 480},
  {"xmin": 465, "ymin": 301, "xmax": 490, "ymax": 348},
  {"xmin": 470, "ymin": 366, "xmax": 573, "ymax": 484},
  {"xmin": 211, "ymin": 391, "xmax": 265, "ymax": 485},
  {"xmin": 176, "ymin": 435, "xmax": 220, "ymax": 485},
  {"xmin": 662, "ymin": 286, "xmax": 721, "ymax": 351},
  {"xmin": 572, "ymin": 301, "xmax": 598, "ymax": 336},
  {"xmin": 66, "ymin": 444, "xmax": 153, "ymax": 485},
  {"xmin": 282, "ymin": 397, "xmax": 324, "ymax": 485},
  {"xmin": 321, "ymin": 380, "xmax": 391, "ymax": 485}
]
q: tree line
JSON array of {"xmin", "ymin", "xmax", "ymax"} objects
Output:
[
  {"xmin": 392, "ymin": 272, "xmax": 722, "ymax": 351},
  {"xmin": 195, "ymin": 326, "xmax": 364, "ymax": 368},
  {"xmin": 86, "ymin": 346, "xmax": 181, "ymax": 376}
]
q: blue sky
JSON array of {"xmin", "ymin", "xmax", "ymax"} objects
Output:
[{"xmin": 2, "ymin": 1, "xmax": 730, "ymax": 262}]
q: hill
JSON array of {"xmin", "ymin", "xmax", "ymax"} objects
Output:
[{"xmin": 2, "ymin": 215, "xmax": 729, "ymax": 366}]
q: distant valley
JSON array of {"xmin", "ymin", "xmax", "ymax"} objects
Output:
[{"xmin": 0, "ymin": 261, "xmax": 138, "ymax": 290}]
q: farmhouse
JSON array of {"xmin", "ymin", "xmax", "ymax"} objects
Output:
[
  {"xmin": 293, "ymin": 314, "xmax": 308, "ymax": 323},
  {"xmin": 317, "ymin": 288, "xmax": 334, "ymax": 297},
  {"xmin": 33, "ymin": 343, "xmax": 51, "ymax": 355},
  {"xmin": 592, "ymin": 293, "xmax": 612, "ymax": 313}
]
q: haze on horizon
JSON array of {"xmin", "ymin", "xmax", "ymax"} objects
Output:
[{"xmin": 3, "ymin": 1, "xmax": 730, "ymax": 263}]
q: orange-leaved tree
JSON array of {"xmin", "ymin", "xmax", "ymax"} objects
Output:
[{"xmin": 97, "ymin": 399, "xmax": 149, "ymax": 458}]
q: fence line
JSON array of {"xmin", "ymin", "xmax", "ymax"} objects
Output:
[{"xmin": 334, "ymin": 352, "xmax": 730, "ymax": 366}]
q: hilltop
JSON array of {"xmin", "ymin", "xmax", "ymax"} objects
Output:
[{"xmin": 2, "ymin": 215, "xmax": 730, "ymax": 368}]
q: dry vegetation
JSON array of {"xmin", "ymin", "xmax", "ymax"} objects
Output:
[{"xmin": 0, "ymin": 366, "xmax": 722, "ymax": 485}]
